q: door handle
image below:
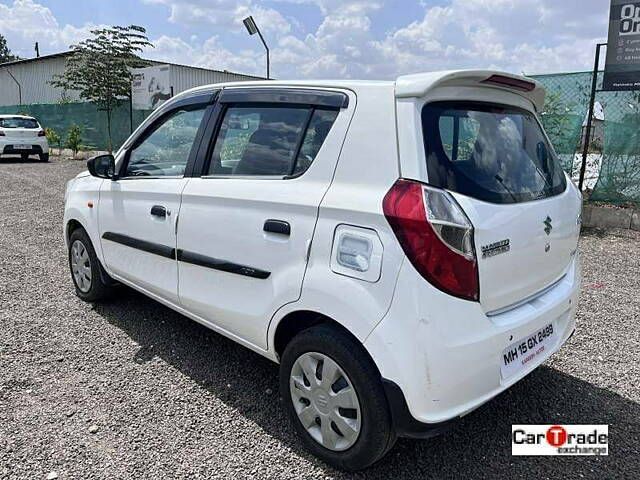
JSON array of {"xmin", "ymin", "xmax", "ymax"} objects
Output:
[
  {"xmin": 264, "ymin": 219, "xmax": 290, "ymax": 236},
  {"xmin": 150, "ymin": 205, "xmax": 169, "ymax": 218}
]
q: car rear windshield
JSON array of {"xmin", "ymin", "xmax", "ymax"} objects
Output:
[
  {"xmin": 0, "ymin": 117, "xmax": 39, "ymax": 129},
  {"xmin": 422, "ymin": 101, "xmax": 566, "ymax": 204}
]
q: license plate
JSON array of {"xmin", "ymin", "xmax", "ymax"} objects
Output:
[
  {"xmin": 14, "ymin": 144, "xmax": 31, "ymax": 150},
  {"xmin": 501, "ymin": 323, "xmax": 557, "ymax": 379}
]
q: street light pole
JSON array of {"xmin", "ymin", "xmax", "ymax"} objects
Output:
[
  {"xmin": 243, "ymin": 16, "xmax": 270, "ymax": 79},
  {"xmin": 256, "ymin": 28, "xmax": 270, "ymax": 80}
]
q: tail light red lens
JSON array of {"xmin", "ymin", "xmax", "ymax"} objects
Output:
[
  {"xmin": 383, "ymin": 179, "xmax": 479, "ymax": 301},
  {"xmin": 38, "ymin": 130, "xmax": 46, "ymax": 137}
]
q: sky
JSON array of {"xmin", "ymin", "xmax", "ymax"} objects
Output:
[{"xmin": 0, "ymin": 0, "xmax": 609, "ymax": 79}]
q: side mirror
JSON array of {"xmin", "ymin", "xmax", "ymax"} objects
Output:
[{"xmin": 87, "ymin": 154, "xmax": 116, "ymax": 179}]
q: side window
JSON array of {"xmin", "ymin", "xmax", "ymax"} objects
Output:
[
  {"xmin": 207, "ymin": 105, "xmax": 337, "ymax": 177},
  {"xmin": 125, "ymin": 107, "xmax": 205, "ymax": 177},
  {"xmin": 293, "ymin": 109, "xmax": 338, "ymax": 175}
]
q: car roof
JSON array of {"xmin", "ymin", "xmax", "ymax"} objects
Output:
[
  {"xmin": 0, "ymin": 114, "xmax": 37, "ymax": 120},
  {"xmin": 183, "ymin": 79, "xmax": 394, "ymax": 96},
  {"xmin": 176, "ymin": 69, "xmax": 544, "ymax": 111}
]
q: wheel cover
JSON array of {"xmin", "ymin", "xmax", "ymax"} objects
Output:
[
  {"xmin": 290, "ymin": 351, "xmax": 362, "ymax": 451},
  {"xmin": 70, "ymin": 239, "xmax": 92, "ymax": 293}
]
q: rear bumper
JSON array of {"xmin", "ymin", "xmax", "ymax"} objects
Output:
[
  {"xmin": 382, "ymin": 326, "xmax": 577, "ymax": 439},
  {"xmin": 1, "ymin": 138, "xmax": 49, "ymax": 155},
  {"xmin": 382, "ymin": 378, "xmax": 459, "ymax": 439},
  {"xmin": 2, "ymin": 145, "xmax": 44, "ymax": 155},
  {"xmin": 365, "ymin": 253, "xmax": 581, "ymax": 432}
]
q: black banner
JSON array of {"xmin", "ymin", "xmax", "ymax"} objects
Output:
[{"xmin": 603, "ymin": 1, "xmax": 640, "ymax": 91}]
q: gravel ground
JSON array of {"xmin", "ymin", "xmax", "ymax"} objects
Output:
[{"xmin": 0, "ymin": 155, "xmax": 638, "ymax": 479}]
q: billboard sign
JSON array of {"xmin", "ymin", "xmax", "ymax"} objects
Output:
[
  {"xmin": 131, "ymin": 65, "xmax": 172, "ymax": 110},
  {"xmin": 603, "ymin": 1, "xmax": 640, "ymax": 90}
]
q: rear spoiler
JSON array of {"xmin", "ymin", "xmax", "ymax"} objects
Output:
[{"xmin": 395, "ymin": 70, "xmax": 545, "ymax": 111}]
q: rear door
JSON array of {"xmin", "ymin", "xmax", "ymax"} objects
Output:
[
  {"xmin": 420, "ymin": 100, "xmax": 581, "ymax": 313},
  {"xmin": 99, "ymin": 94, "xmax": 212, "ymax": 303},
  {"xmin": 176, "ymin": 87, "xmax": 352, "ymax": 349}
]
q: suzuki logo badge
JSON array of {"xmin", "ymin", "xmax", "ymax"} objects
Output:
[{"xmin": 543, "ymin": 216, "xmax": 553, "ymax": 236}]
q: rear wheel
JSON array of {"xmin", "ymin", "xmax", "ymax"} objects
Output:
[
  {"xmin": 39, "ymin": 153, "xmax": 49, "ymax": 162},
  {"xmin": 280, "ymin": 325, "xmax": 396, "ymax": 471},
  {"xmin": 68, "ymin": 228, "xmax": 115, "ymax": 302}
]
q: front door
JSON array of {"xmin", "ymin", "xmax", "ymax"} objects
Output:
[
  {"xmin": 99, "ymin": 103, "xmax": 209, "ymax": 303},
  {"xmin": 177, "ymin": 88, "xmax": 353, "ymax": 349}
]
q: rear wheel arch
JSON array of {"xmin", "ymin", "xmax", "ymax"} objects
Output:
[{"xmin": 272, "ymin": 310, "xmax": 378, "ymax": 370}]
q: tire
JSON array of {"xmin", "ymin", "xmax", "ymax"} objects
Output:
[
  {"xmin": 21, "ymin": 153, "xmax": 29, "ymax": 161},
  {"xmin": 39, "ymin": 153, "xmax": 49, "ymax": 162},
  {"xmin": 280, "ymin": 325, "xmax": 396, "ymax": 471},
  {"xmin": 68, "ymin": 227, "xmax": 115, "ymax": 302}
]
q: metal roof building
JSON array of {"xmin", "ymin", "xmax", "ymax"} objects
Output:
[{"xmin": 0, "ymin": 52, "xmax": 263, "ymax": 106}]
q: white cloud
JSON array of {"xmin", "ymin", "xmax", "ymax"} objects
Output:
[
  {"xmin": 148, "ymin": 34, "xmax": 262, "ymax": 75},
  {"xmin": 0, "ymin": 0, "xmax": 609, "ymax": 80},
  {"xmin": 241, "ymin": 0, "xmax": 607, "ymax": 78},
  {"xmin": 370, "ymin": 0, "xmax": 607, "ymax": 76},
  {"xmin": 0, "ymin": 0, "xmax": 99, "ymax": 57},
  {"xmin": 273, "ymin": 0, "xmax": 382, "ymax": 16},
  {"xmin": 143, "ymin": 0, "xmax": 292, "ymax": 34}
]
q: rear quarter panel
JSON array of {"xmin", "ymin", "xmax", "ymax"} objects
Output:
[{"xmin": 269, "ymin": 83, "xmax": 406, "ymax": 346}]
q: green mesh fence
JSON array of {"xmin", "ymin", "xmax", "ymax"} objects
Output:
[
  {"xmin": 2, "ymin": 79, "xmax": 640, "ymax": 204},
  {"xmin": 0, "ymin": 101, "xmax": 152, "ymax": 151},
  {"xmin": 530, "ymin": 71, "xmax": 640, "ymax": 204}
]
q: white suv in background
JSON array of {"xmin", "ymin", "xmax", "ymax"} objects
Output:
[
  {"xmin": 0, "ymin": 114, "xmax": 50, "ymax": 162},
  {"xmin": 63, "ymin": 70, "xmax": 582, "ymax": 471}
]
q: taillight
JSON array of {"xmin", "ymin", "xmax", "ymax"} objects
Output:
[
  {"xmin": 383, "ymin": 179, "xmax": 479, "ymax": 301},
  {"xmin": 38, "ymin": 130, "xmax": 45, "ymax": 136}
]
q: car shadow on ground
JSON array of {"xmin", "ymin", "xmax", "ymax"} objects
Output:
[
  {"xmin": 94, "ymin": 287, "xmax": 639, "ymax": 479},
  {"xmin": 0, "ymin": 155, "xmax": 44, "ymax": 164}
]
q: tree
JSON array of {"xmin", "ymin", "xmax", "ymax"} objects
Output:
[
  {"xmin": 45, "ymin": 128, "xmax": 62, "ymax": 150},
  {"xmin": 539, "ymin": 92, "xmax": 574, "ymax": 144},
  {"xmin": 50, "ymin": 25, "xmax": 153, "ymax": 152},
  {"xmin": 0, "ymin": 34, "xmax": 19, "ymax": 63},
  {"xmin": 65, "ymin": 125, "xmax": 83, "ymax": 158}
]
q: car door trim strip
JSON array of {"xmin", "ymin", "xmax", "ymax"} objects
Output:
[
  {"xmin": 101, "ymin": 233, "xmax": 270, "ymax": 279},
  {"xmin": 102, "ymin": 232, "xmax": 176, "ymax": 260},
  {"xmin": 176, "ymin": 249, "xmax": 271, "ymax": 279}
]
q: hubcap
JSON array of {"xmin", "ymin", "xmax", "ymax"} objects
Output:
[
  {"xmin": 70, "ymin": 240, "xmax": 92, "ymax": 293},
  {"xmin": 290, "ymin": 352, "xmax": 361, "ymax": 451}
]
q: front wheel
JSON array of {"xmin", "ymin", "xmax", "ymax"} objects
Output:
[
  {"xmin": 68, "ymin": 228, "xmax": 115, "ymax": 302},
  {"xmin": 39, "ymin": 153, "xmax": 49, "ymax": 162},
  {"xmin": 279, "ymin": 325, "xmax": 396, "ymax": 471}
]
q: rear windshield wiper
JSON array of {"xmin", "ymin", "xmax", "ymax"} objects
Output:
[{"xmin": 494, "ymin": 174, "xmax": 518, "ymax": 202}]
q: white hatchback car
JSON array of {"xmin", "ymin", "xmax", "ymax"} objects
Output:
[
  {"xmin": 0, "ymin": 114, "xmax": 50, "ymax": 162},
  {"xmin": 63, "ymin": 70, "xmax": 582, "ymax": 470}
]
